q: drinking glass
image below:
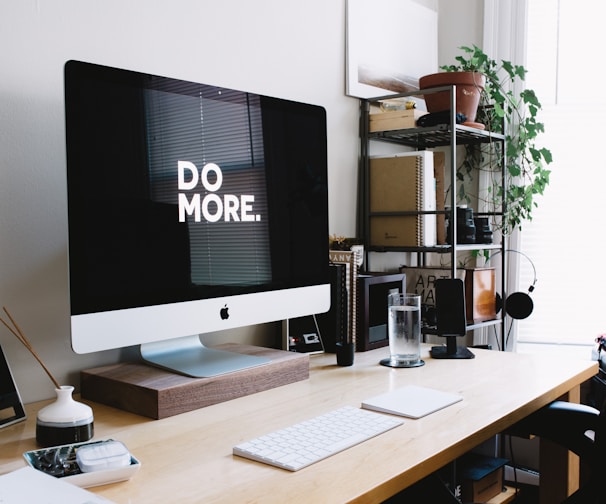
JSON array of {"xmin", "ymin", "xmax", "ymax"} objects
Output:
[{"xmin": 380, "ymin": 293, "xmax": 424, "ymax": 368}]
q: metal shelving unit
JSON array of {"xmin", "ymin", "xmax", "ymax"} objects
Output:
[{"xmin": 359, "ymin": 85, "xmax": 508, "ymax": 349}]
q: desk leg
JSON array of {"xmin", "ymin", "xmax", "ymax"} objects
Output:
[{"xmin": 538, "ymin": 386, "xmax": 581, "ymax": 504}]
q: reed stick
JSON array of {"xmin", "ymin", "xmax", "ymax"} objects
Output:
[{"xmin": 0, "ymin": 306, "xmax": 62, "ymax": 389}]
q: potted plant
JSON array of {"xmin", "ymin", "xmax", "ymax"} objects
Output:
[
  {"xmin": 434, "ymin": 45, "xmax": 552, "ymax": 233},
  {"xmin": 419, "ymin": 71, "xmax": 486, "ymax": 125}
]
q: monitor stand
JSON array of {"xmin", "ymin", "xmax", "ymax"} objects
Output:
[
  {"xmin": 140, "ymin": 335, "xmax": 271, "ymax": 378},
  {"xmin": 431, "ymin": 336, "xmax": 475, "ymax": 359},
  {"xmin": 82, "ymin": 343, "xmax": 309, "ymax": 418}
]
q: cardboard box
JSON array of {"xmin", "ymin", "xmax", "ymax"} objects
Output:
[
  {"xmin": 465, "ymin": 268, "xmax": 497, "ymax": 324},
  {"xmin": 369, "ymin": 108, "xmax": 427, "ymax": 132},
  {"xmin": 459, "ymin": 454, "xmax": 508, "ymax": 503}
]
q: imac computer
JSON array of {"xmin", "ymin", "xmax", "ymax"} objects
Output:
[{"xmin": 64, "ymin": 61, "xmax": 331, "ymax": 377}]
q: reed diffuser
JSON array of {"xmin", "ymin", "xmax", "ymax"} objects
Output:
[{"xmin": 0, "ymin": 307, "xmax": 94, "ymax": 447}]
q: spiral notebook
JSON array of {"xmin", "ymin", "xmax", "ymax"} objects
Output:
[
  {"xmin": 361, "ymin": 385, "xmax": 462, "ymax": 419},
  {"xmin": 369, "ymin": 151, "xmax": 436, "ymax": 247}
]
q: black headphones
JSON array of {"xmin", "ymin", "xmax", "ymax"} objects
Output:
[{"xmin": 493, "ymin": 250, "xmax": 537, "ymax": 320}]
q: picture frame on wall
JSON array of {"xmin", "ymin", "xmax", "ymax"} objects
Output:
[{"xmin": 345, "ymin": 0, "xmax": 439, "ymax": 99}]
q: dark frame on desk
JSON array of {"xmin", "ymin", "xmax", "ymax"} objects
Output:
[
  {"xmin": 357, "ymin": 272, "xmax": 406, "ymax": 351},
  {"xmin": 0, "ymin": 343, "xmax": 26, "ymax": 428}
]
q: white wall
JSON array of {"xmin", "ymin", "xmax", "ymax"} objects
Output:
[
  {"xmin": 438, "ymin": 0, "xmax": 484, "ymax": 66},
  {"xmin": 0, "ymin": 0, "xmax": 483, "ymax": 404}
]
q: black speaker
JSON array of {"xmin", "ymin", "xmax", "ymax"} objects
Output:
[{"xmin": 314, "ymin": 263, "xmax": 348, "ymax": 353}]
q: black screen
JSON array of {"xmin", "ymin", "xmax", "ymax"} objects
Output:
[{"xmin": 64, "ymin": 61, "xmax": 329, "ymax": 316}]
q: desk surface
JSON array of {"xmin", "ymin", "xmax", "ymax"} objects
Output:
[{"xmin": 0, "ymin": 346, "xmax": 597, "ymax": 504}]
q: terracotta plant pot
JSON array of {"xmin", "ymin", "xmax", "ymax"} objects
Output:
[{"xmin": 419, "ymin": 71, "xmax": 485, "ymax": 124}]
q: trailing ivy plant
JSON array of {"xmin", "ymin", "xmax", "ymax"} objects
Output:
[{"xmin": 441, "ymin": 45, "xmax": 552, "ymax": 233}]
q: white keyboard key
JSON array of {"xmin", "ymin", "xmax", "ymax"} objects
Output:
[{"xmin": 233, "ymin": 406, "xmax": 403, "ymax": 471}]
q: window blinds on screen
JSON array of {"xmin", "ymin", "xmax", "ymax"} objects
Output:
[{"xmin": 145, "ymin": 87, "xmax": 271, "ymax": 286}]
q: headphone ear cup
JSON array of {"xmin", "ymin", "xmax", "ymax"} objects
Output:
[
  {"xmin": 506, "ymin": 291, "xmax": 534, "ymax": 320},
  {"xmin": 495, "ymin": 293, "xmax": 503, "ymax": 315}
]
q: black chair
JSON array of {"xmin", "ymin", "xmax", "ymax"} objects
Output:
[{"xmin": 509, "ymin": 400, "xmax": 605, "ymax": 503}]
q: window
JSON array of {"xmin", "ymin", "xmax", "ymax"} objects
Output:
[{"xmin": 516, "ymin": 0, "xmax": 606, "ymax": 350}]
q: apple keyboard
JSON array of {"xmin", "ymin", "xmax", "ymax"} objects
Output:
[{"xmin": 233, "ymin": 406, "xmax": 403, "ymax": 471}]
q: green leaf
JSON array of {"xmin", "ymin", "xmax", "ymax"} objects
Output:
[
  {"xmin": 441, "ymin": 45, "xmax": 553, "ymax": 232},
  {"xmin": 515, "ymin": 65, "xmax": 527, "ymax": 80},
  {"xmin": 493, "ymin": 102, "xmax": 505, "ymax": 118},
  {"xmin": 502, "ymin": 60, "xmax": 515, "ymax": 79}
]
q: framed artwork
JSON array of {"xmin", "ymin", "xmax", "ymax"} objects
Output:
[{"xmin": 346, "ymin": 0, "xmax": 439, "ymax": 98}]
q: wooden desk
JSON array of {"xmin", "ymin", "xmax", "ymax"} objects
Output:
[{"xmin": 0, "ymin": 347, "xmax": 597, "ymax": 503}]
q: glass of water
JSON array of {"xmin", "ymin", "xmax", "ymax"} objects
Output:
[{"xmin": 380, "ymin": 293, "xmax": 424, "ymax": 368}]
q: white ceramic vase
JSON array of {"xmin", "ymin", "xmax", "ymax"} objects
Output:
[{"xmin": 36, "ymin": 385, "xmax": 94, "ymax": 447}]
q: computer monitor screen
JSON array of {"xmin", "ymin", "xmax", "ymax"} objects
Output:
[{"xmin": 64, "ymin": 60, "xmax": 330, "ymax": 377}]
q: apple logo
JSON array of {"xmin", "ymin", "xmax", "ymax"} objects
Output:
[{"xmin": 220, "ymin": 304, "xmax": 229, "ymax": 320}]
